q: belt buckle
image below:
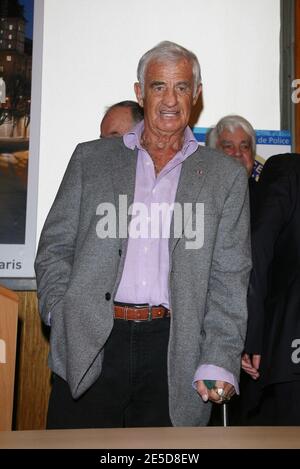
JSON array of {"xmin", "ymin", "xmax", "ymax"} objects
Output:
[{"xmin": 148, "ymin": 305, "xmax": 152, "ymax": 321}]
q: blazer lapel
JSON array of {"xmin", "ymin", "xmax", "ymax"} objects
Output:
[{"xmin": 169, "ymin": 147, "xmax": 209, "ymax": 253}]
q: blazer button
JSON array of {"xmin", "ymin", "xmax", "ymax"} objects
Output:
[
  {"xmin": 105, "ymin": 292, "xmax": 111, "ymax": 301},
  {"xmin": 119, "ymin": 249, "xmax": 122, "ymax": 257}
]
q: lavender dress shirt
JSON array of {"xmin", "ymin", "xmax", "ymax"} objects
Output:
[{"xmin": 115, "ymin": 121, "xmax": 238, "ymax": 393}]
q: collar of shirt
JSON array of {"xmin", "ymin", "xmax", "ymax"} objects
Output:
[{"xmin": 123, "ymin": 120, "xmax": 199, "ymax": 165}]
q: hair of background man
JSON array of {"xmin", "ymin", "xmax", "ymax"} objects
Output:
[
  {"xmin": 206, "ymin": 114, "xmax": 256, "ymax": 155},
  {"xmin": 137, "ymin": 40, "xmax": 202, "ymax": 99},
  {"xmin": 104, "ymin": 100, "xmax": 144, "ymax": 125}
]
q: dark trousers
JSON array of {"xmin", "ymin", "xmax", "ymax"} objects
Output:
[
  {"xmin": 47, "ymin": 317, "xmax": 172, "ymax": 429},
  {"xmin": 237, "ymin": 381, "xmax": 300, "ymax": 426}
]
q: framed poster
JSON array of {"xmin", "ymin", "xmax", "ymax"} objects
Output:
[{"xmin": 0, "ymin": 0, "xmax": 43, "ymax": 289}]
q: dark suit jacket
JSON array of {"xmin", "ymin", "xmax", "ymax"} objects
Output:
[{"xmin": 245, "ymin": 153, "xmax": 300, "ymax": 387}]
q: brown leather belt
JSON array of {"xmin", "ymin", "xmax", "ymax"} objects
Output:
[{"xmin": 114, "ymin": 304, "xmax": 170, "ymax": 321}]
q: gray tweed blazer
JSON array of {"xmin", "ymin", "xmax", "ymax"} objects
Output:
[{"xmin": 35, "ymin": 136, "xmax": 251, "ymax": 426}]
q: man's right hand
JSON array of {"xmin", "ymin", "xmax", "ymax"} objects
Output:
[
  {"xmin": 241, "ymin": 353, "xmax": 261, "ymax": 380},
  {"xmin": 196, "ymin": 380, "xmax": 235, "ymax": 404}
]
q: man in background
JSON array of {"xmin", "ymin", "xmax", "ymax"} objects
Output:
[
  {"xmin": 206, "ymin": 114, "xmax": 256, "ymax": 178},
  {"xmin": 207, "ymin": 114, "xmax": 258, "ymax": 223},
  {"xmin": 100, "ymin": 100, "xmax": 143, "ymax": 138}
]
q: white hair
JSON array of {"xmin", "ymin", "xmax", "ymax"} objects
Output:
[
  {"xmin": 206, "ymin": 115, "xmax": 256, "ymax": 155},
  {"xmin": 137, "ymin": 40, "xmax": 202, "ymax": 98}
]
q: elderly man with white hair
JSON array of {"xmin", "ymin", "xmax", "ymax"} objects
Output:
[
  {"xmin": 35, "ymin": 42, "xmax": 251, "ymax": 429},
  {"xmin": 206, "ymin": 114, "xmax": 256, "ymax": 177}
]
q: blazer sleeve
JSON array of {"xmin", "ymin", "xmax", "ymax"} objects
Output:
[
  {"xmin": 200, "ymin": 166, "xmax": 252, "ymax": 379},
  {"xmin": 245, "ymin": 161, "xmax": 295, "ymax": 354},
  {"xmin": 34, "ymin": 144, "xmax": 83, "ymax": 325}
]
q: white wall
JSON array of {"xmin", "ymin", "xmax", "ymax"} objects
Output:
[{"xmin": 36, "ymin": 0, "xmax": 280, "ymax": 237}]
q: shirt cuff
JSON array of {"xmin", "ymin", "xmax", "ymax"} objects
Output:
[{"xmin": 192, "ymin": 364, "xmax": 239, "ymax": 394}]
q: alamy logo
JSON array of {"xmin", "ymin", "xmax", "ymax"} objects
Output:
[
  {"xmin": 95, "ymin": 195, "xmax": 205, "ymax": 250},
  {"xmin": 291, "ymin": 338, "xmax": 300, "ymax": 364},
  {"xmin": 0, "ymin": 339, "xmax": 6, "ymax": 364},
  {"xmin": 291, "ymin": 79, "xmax": 300, "ymax": 104}
]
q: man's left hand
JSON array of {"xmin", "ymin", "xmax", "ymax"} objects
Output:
[{"xmin": 196, "ymin": 380, "xmax": 235, "ymax": 404}]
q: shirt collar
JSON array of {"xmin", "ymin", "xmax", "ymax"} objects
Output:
[{"xmin": 123, "ymin": 120, "xmax": 198, "ymax": 157}]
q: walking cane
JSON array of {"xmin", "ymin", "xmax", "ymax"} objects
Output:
[{"xmin": 204, "ymin": 380, "xmax": 228, "ymax": 427}]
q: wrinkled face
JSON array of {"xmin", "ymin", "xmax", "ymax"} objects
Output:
[
  {"xmin": 134, "ymin": 58, "xmax": 201, "ymax": 137},
  {"xmin": 217, "ymin": 127, "xmax": 254, "ymax": 176},
  {"xmin": 100, "ymin": 106, "xmax": 134, "ymax": 138}
]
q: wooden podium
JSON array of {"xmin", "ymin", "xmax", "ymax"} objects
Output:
[
  {"xmin": 0, "ymin": 285, "xmax": 18, "ymax": 431},
  {"xmin": 1, "ymin": 426, "xmax": 300, "ymax": 449}
]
